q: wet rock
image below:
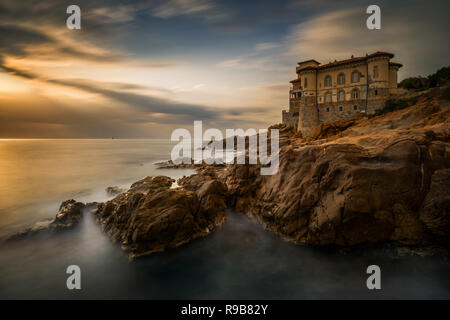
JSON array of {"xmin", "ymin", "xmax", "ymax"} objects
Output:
[
  {"xmin": 221, "ymin": 91, "xmax": 450, "ymax": 248},
  {"xmin": 419, "ymin": 169, "xmax": 450, "ymax": 245},
  {"xmin": 128, "ymin": 176, "xmax": 174, "ymax": 194},
  {"xmin": 6, "ymin": 199, "xmax": 86, "ymax": 241},
  {"xmin": 106, "ymin": 186, "xmax": 126, "ymax": 196},
  {"xmin": 94, "ymin": 175, "xmax": 227, "ymax": 259}
]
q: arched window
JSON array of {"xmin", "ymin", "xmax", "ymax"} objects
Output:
[
  {"xmin": 373, "ymin": 66, "xmax": 378, "ymax": 78},
  {"xmin": 338, "ymin": 90, "xmax": 345, "ymax": 101},
  {"xmin": 351, "ymin": 71, "xmax": 359, "ymax": 83},
  {"xmin": 338, "ymin": 73, "xmax": 345, "ymax": 85},
  {"xmin": 324, "ymin": 75, "xmax": 331, "ymax": 87},
  {"xmin": 339, "ymin": 106, "xmax": 343, "ymax": 111},
  {"xmin": 352, "ymin": 89, "xmax": 359, "ymax": 99},
  {"xmin": 325, "ymin": 92, "xmax": 332, "ymax": 102}
]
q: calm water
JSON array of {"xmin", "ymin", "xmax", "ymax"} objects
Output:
[{"xmin": 0, "ymin": 139, "xmax": 449, "ymax": 299}]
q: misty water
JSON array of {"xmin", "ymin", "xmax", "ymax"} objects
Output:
[{"xmin": 0, "ymin": 139, "xmax": 449, "ymax": 299}]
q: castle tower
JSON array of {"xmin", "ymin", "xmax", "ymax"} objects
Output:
[{"xmin": 295, "ymin": 60, "xmax": 319, "ymax": 136}]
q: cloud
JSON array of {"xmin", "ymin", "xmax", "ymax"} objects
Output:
[
  {"xmin": 150, "ymin": 0, "xmax": 227, "ymax": 22},
  {"xmin": 0, "ymin": 89, "xmax": 269, "ymax": 138},
  {"xmin": 152, "ymin": 0, "xmax": 213, "ymax": 18},
  {"xmin": 283, "ymin": 1, "xmax": 450, "ymax": 78},
  {"xmin": 87, "ymin": 5, "xmax": 137, "ymax": 23},
  {"xmin": 44, "ymin": 77, "xmax": 270, "ymax": 119},
  {"xmin": 0, "ymin": 24, "xmax": 53, "ymax": 57},
  {"xmin": 254, "ymin": 42, "xmax": 280, "ymax": 51}
]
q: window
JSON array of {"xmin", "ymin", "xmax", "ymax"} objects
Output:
[
  {"xmin": 373, "ymin": 66, "xmax": 378, "ymax": 78},
  {"xmin": 339, "ymin": 106, "xmax": 343, "ymax": 111},
  {"xmin": 326, "ymin": 107, "xmax": 330, "ymax": 112},
  {"xmin": 352, "ymin": 89, "xmax": 359, "ymax": 99},
  {"xmin": 338, "ymin": 90, "xmax": 345, "ymax": 101},
  {"xmin": 325, "ymin": 92, "xmax": 331, "ymax": 102},
  {"xmin": 374, "ymin": 89, "xmax": 378, "ymax": 96},
  {"xmin": 353, "ymin": 105, "xmax": 358, "ymax": 110},
  {"xmin": 304, "ymin": 77, "xmax": 308, "ymax": 88},
  {"xmin": 351, "ymin": 71, "xmax": 359, "ymax": 83},
  {"xmin": 324, "ymin": 75, "xmax": 331, "ymax": 87},
  {"xmin": 338, "ymin": 73, "xmax": 345, "ymax": 85}
]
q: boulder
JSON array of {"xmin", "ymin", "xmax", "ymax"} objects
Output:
[
  {"xmin": 6, "ymin": 199, "xmax": 86, "ymax": 241},
  {"xmin": 94, "ymin": 175, "xmax": 227, "ymax": 259},
  {"xmin": 106, "ymin": 186, "xmax": 127, "ymax": 196}
]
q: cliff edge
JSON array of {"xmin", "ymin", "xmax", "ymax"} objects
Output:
[{"xmin": 222, "ymin": 87, "xmax": 450, "ymax": 247}]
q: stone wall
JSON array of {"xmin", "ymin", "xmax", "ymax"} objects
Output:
[
  {"xmin": 298, "ymin": 105, "xmax": 319, "ymax": 136},
  {"xmin": 282, "ymin": 110, "xmax": 298, "ymax": 129},
  {"xmin": 293, "ymin": 98, "xmax": 387, "ymax": 136},
  {"xmin": 318, "ymin": 102, "xmax": 364, "ymax": 123},
  {"xmin": 366, "ymin": 99, "xmax": 386, "ymax": 115}
]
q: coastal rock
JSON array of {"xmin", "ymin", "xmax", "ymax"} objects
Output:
[
  {"xmin": 106, "ymin": 186, "xmax": 127, "ymax": 196},
  {"xmin": 419, "ymin": 169, "xmax": 450, "ymax": 245},
  {"xmin": 52, "ymin": 199, "xmax": 86, "ymax": 228},
  {"xmin": 128, "ymin": 176, "xmax": 174, "ymax": 193},
  {"xmin": 94, "ymin": 175, "xmax": 227, "ymax": 259},
  {"xmin": 222, "ymin": 91, "xmax": 450, "ymax": 247},
  {"xmin": 6, "ymin": 199, "xmax": 86, "ymax": 240}
]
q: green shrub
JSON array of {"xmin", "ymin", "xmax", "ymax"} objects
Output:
[{"xmin": 399, "ymin": 66, "xmax": 450, "ymax": 90}]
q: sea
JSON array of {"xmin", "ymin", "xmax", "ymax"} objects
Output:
[{"xmin": 0, "ymin": 139, "xmax": 448, "ymax": 299}]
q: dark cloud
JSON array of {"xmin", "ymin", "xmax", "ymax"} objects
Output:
[
  {"xmin": 0, "ymin": 64, "xmax": 38, "ymax": 79},
  {"xmin": 0, "ymin": 25, "xmax": 53, "ymax": 56},
  {"xmin": 47, "ymin": 78, "xmax": 269, "ymax": 119},
  {"xmin": 48, "ymin": 78, "xmax": 221, "ymax": 120},
  {"xmin": 0, "ymin": 91, "xmax": 267, "ymax": 138}
]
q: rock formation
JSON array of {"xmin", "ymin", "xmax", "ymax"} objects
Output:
[
  {"xmin": 222, "ymin": 87, "xmax": 450, "ymax": 247},
  {"xmin": 6, "ymin": 200, "xmax": 87, "ymax": 240},
  {"xmin": 105, "ymin": 186, "xmax": 127, "ymax": 196},
  {"xmin": 6, "ymin": 87, "xmax": 450, "ymax": 257},
  {"xmin": 94, "ymin": 176, "xmax": 227, "ymax": 259}
]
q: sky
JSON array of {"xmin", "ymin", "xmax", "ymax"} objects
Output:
[{"xmin": 0, "ymin": 0, "xmax": 449, "ymax": 138}]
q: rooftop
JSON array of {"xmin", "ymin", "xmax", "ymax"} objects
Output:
[{"xmin": 295, "ymin": 51, "xmax": 399, "ymax": 74}]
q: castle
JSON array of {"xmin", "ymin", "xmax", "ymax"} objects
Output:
[{"xmin": 282, "ymin": 51, "xmax": 402, "ymax": 136}]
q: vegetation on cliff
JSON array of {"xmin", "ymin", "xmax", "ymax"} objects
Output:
[{"xmin": 399, "ymin": 66, "xmax": 450, "ymax": 90}]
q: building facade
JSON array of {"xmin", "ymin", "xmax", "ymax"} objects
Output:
[{"xmin": 282, "ymin": 52, "xmax": 402, "ymax": 135}]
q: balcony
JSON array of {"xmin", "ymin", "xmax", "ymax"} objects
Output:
[{"xmin": 290, "ymin": 90, "xmax": 303, "ymax": 100}]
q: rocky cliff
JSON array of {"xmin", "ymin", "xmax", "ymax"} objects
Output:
[{"xmin": 222, "ymin": 88, "xmax": 449, "ymax": 247}]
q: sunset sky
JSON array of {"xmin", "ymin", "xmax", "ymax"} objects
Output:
[{"xmin": 0, "ymin": 0, "xmax": 449, "ymax": 138}]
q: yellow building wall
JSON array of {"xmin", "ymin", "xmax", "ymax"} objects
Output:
[{"xmin": 316, "ymin": 64, "xmax": 367, "ymax": 104}]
